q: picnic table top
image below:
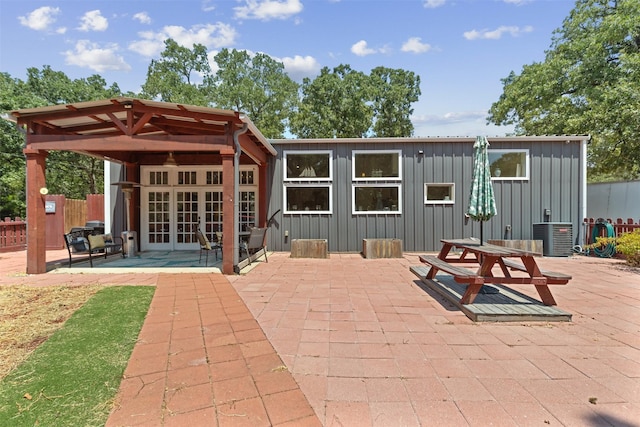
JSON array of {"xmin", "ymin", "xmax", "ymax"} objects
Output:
[{"xmin": 440, "ymin": 238, "xmax": 540, "ymax": 258}]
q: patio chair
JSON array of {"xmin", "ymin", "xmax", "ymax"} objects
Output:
[
  {"xmin": 241, "ymin": 227, "xmax": 268, "ymax": 265},
  {"xmin": 195, "ymin": 229, "xmax": 219, "ymax": 266}
]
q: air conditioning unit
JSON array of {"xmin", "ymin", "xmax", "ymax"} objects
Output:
[{"xmin": 532, "ymin": 222, "xmax": 573, "ymax": 257}]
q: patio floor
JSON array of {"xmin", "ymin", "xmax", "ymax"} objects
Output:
[{"xmin": 1, "ymin": 249, "xmax": 639, "ymax": 426}]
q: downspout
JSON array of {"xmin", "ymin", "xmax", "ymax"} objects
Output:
[
  {"xmin": 579, "ymin": 137, "xmax": 589, "ymax": 247},
  {"xmin": 233, "ymin": 122, "xmax": 249, "ymax": 268}
]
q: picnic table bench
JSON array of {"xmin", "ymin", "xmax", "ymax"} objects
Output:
[
  {"xmin": 419, "ymin": 238, "xmax": 572, "ymax": 306},
  {"xmin": 419, "ymin": 255, "xmax": 484, "ymax": 284}
]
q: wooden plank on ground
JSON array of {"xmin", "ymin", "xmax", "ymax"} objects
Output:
[{"xmin": 409, "ymin": 266, "xmax": 572, "ymax": 322}]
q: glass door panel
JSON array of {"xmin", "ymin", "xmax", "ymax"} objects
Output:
[
  {"xmin": 146, "ymin": 191, "xmax": 171, "ymax": 249},
  {"xmin": 176, "ymin": 190, "xmax": 199, "ymax": 248},
  {"xmin": 239, "ymin": 191, "xmax": 256, "ymax": 233},
  {"xmin": 204, "ymin": 191, "xmax": 223, "ymax": 243}
]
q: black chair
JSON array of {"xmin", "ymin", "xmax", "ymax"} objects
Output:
[{"xmin": 195, "ymin": 229, "xmax": 219, "ymax": 266}]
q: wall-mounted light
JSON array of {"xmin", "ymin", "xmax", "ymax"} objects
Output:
[
  {"xmin": 163, "ymin": 152, "xmax": 178, "ymax": 167},
  {"xmin": 39, "ymin": 187, "xmax": 49, "ymax": 195},
  {"xmin": 122, "ymin": 100, "xmax": 133, "ymax": 109},
  {"xmin": 418, "ymin": 150, "xmax": 424, "ymax": 155}
]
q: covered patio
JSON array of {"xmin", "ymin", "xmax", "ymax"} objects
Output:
[{"xmin": 10, "ymin": 98, "xmax": 276, "ymax": 275}]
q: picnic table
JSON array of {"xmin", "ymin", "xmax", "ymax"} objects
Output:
[{"xmin": 420, "ymin": 238, "xmax": 571, "ymax": 306}]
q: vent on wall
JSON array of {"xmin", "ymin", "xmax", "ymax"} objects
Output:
[{"xmin": 533, "ymin": 222, "xmax": 573, "ymax": 257}]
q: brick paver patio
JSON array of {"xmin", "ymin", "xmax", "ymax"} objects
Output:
[{"xmin": 1, "ymin": 249, "xmax": 638, "ymax": 426}]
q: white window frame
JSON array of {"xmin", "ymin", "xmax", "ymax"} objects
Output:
[
  {"xmin": 352, "ymin": 183, "xmax": 402, "ymax": 215},
  {"xmin": 352, "ymin": 149, "xmax": 402, "ymax": 181},
  {"xmin": 488, "ymin": 149, "xmax": 530, "ymax": 181},
  {"xmin": 283, "ymin": 150, "xmax": 333, "ymax": 215},
  {"xmin": 283, "ymin": 150, "xmax": 333, "ymax": 181},
  {"xmin": 424, "ymin": 183, "xmax": 455, "ymax": 205},
  {"xmin": 283, "ymin": 183, "xmax": 333, "ymax": 214}
]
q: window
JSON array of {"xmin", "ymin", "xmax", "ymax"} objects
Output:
[
  {"xmin": 353, "ymin": 150, "xmax": 401, "ymax": 180},
  {"xmin": 285, "ymin": 151, "xmax": 332, "ymax": 180},
  {"xmin": 285, "ymin": 185, "xmax": 331, "ymax": 213},
  {"xmin": 206, "ymin": 171, "xmax": 222, "ymax": 185},
  {"xmin": 283, "ymin": 151, "xmax": 332, "ymax": 214},
  {"xmin": 352, "ymin": 150, "xmax": 402, "ymax": 214},
  {"xmin": 425, "ymin": 183, "xmax": 455, "ymax": 204},
  {"xmin": 488, "ymin": 149, "xmax": 529, "ymax": 180},
  {"xmin": 177, "ymin": 171, "xmax": 197, "ymax": 185},
  {"xmin": 353, "ymin": 185, "xmax": 401, "ymax": 214}
]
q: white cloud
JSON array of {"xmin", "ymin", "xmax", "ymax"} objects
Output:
[
  {"xmin": 423, "ymin": 0, "xmax": 446, "ymax": 8},
  {"xmin": 503, "ymin": 0, "xmax": 531, "ymax": 5},
  {"xmin": 133, "ymin": 12, "xmax": 151, "ymax": 25},
  {"xmin": 412, "ymin": 111, "xmax": 487, "ymax": 126},
  {"xmin": 234, "ymin": 0, "xmax": 303, "ymax": 21},
  {"xmin": 280, "ymin": 55, "xmax": 321, "ymax": 81},
  {"xmin": 401, "ymin": 37, "xmax": 432, "ymax": 54},
  {"xmin": 18, "ymin": 6, "xmax": 63, "ymax": 32},
  {"xmin": 351, "ymin": 40, "xmax": 377, "ymax": 57},
  {"xmin": 202, "ymin": 0, "xmax": 216, "ymax": 12},
  {"xmin": 129, "ymin": 23, "xmax": 238, "ymax": 57},
  {"xmin": 78, "ymin": 10, "xmax": 108, "ymax": 32},
  {"xmin": 463, "ymin": 25, "xmax": 533, "ymax": 40},
  {"xmin": 128, "ymin": 35, "xmax": 164, "ymax": 58},
  {"xmin": 64, "ymin": 40, "xmax": 131, "ymax": 72}
]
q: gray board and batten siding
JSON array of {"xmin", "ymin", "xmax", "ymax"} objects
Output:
[{"xmin": 264, "ymin": 136, "xmax": 588, "ymax": 254}]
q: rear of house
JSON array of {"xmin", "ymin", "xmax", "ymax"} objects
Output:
[{"xmin": 263, "ymin": 136, "xmax": 588, "ymax": 253}]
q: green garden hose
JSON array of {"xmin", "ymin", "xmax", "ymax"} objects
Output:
[{"xmin": 592, "ymin": 221, "xmax": 616, "ymax": 258}]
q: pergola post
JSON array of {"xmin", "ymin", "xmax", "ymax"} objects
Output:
[
  {"xmin": 24, "ymin": 148, "xmax": 48, "ymax": 274},
  {"xmin": 221, "ymin": 153, "xmax": 235, "ymax": 274}
]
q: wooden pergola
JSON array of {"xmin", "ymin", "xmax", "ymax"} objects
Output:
[{"xmin": 10, "ymin": 97, "xmax": 276, "ymax": 274}]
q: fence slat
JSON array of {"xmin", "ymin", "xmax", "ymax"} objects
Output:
[
  {"xmin": 0, "ymin": 217, "xmax": 27, "ymax": 252},
  {"xmin": 583, "ymin": 218, "xmax": 640, "ymax": 244}
]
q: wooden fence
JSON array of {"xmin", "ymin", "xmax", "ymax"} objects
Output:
[
  {"xmin": 0, "ymin": 194, "xmax": 105, "ymax": 252},
  {"xmin": 583, "ymin": 218, "xmax": 640, "ymax": 243},
  {"xmin": 0, "ymin": 217, "xmax": 27, "ymax": 252}
]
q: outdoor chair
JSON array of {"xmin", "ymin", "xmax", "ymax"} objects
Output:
[
  {"xmin": 195, "ymin": 229, "xmax": 219, "ymax": 266},
  {"xmin": 241, "ymin": 227, "xmax": 268, "ymax": 265}
]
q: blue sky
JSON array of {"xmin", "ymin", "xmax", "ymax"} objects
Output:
[{"xmin": 0, "ymin": 0, "xmax": 576, "ymax": 137}]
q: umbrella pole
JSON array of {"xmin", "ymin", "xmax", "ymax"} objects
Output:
[{"xmin": 480, "ymin": 221, "xmax": 483, "ymax": 246}]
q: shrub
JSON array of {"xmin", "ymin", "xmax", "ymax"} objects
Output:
[{"xmin": 593, "ymin": 229, "xmax": 640, "ymax": 267}]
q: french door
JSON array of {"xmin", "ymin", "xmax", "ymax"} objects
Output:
[{"xmin": 140, "ymin": 166, "xmax": 256, "ymax": 251}]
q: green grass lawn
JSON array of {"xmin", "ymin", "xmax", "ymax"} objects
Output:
[{"xmin": 0, "ymin": 286, "xmax": 155, "ymax": 426}]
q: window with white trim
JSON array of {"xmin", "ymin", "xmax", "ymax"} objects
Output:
[
  {"xmin": 488, "ymin": 149, "xmax": 529, "ymax": 180},
  {"xmin": 283, "ymin": 151, "xmax": 332, "ymax": 214},
  {"xmin": 353, "ymin": 150, "xmax": 401, "ymax": 180},
  {"xmin": 425, "ymin": 183, "xmax": 455, "ymax": 204},
  {"xmin": 352, "ymin": 150, "xmax": 402, "ymax": 214},
  {"xmin": 353, "ymin": 184, "xmax": 401, "ymax": 214}
]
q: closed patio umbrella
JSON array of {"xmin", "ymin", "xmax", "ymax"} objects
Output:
[{"xmin": 466, "ymin": 136, "xmax": 497, "ymax": 245}]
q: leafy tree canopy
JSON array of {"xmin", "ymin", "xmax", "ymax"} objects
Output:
[
  {"xmin": 0, "ymin": 67, "xmax": 123, "ymax": 217},
  {"xmin": 2, "ymin": 44, "xmax": 422, "ymax": 217},
  {"xmin": 210, "ymin": 48, "xmax": 299, "ymax": 139},
  {"xmin": 488, "ymin": 0, "xmax": 640, "ymax": 181},
  {"xmin": 290, "ymin": 64, "xmax": 420, "ymax": 139},
  {"xmin": 141, "ymin": 39, "xmax": 211, "ymax": 105}
]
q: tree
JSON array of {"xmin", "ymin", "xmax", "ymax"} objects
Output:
[
  {"xmin": 24, "ymin": 66, "xmax": 122, "ymax": 197},
  {"xmin": 210, "ymin": 49, "xmax": 299, "ymax": 138},
  {"xmin": 488, "ymin": 0, "xmax": 640, "ymax": 181},
  {"xmin": 290, "ymin": 65, "xmax": 421, "ymax": 139},
  {"xmin": 141, "ymin": 39, "xmax": 212, "ymax": 105},
  {"xmin": 290, "ymin": 65, "xmax": 374, "ymax": 138},
  {"xmin": 370, "ymin": 66, "xmax": 421, "ymax": 137},
  {"xmin": 0, "ymin": 68, "xmax": 122, "ymax": 218}
]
